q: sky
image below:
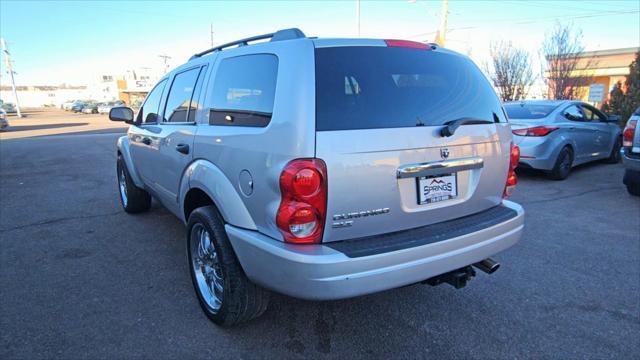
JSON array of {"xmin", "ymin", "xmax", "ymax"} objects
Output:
[{"xmin": 0, "ymin": 0, "xmax": 638, "ymax": 86}]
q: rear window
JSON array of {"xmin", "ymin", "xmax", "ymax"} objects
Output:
[
  {"xmin": 315, "ymin": 47, "xmax": 504, "ymax": 131},
  {"xmin": 504, "ymin": 103, "xmax": 558, "ymax": 120}
]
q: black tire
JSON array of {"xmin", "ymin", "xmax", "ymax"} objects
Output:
[
  {"xmin": 624, "ymin": 170, "xmax": 640, "ymax": 196},
  {"xmin": 548, "ymin": 146, "xmax": 574, "ymax": 180},
  {"xmin": 187, "ymin": 206, "xmax": 269, "ymax": 326},
  {"xmin": 116, "ymin": 155, "xmax": 151, "ymax": 213},
  {"xmin": 603, "ymin": 137, "xmax": 622, "ymax": 164}
]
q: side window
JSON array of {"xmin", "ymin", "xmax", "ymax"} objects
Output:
[
  {"xmin": 581, "ymin": 106, "xmax": 594, "ymax": 121},
  {"xmin": 564, "ymin": 105, "xmax": 585, "ymax": 122},
  {"xmin": 163, "ymin": 67, "xmax": 202, "ymax": 123},
  {"xmin": 583, "ymin": 105, "xmax": 606, "ymax": 122},
  {"xmin": 209, "ymin": 54, "xmax": 278, "ymax": 127},
  {"xmin": 139, "ymin": 79, "xmax": 167, "ymax": 124}
]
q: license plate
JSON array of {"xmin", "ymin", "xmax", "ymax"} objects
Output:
[{"xmin": 417, "ymin": 173, "xmax": 458, "ymax": 205}]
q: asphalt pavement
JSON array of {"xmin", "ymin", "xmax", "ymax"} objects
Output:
[{"xmin": 1, "ymin": 112, "xmax": 638, "ymax": 359}]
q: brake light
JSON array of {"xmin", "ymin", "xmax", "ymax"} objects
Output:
[
  {"xmin": 512, "ymin": 126, "xmax": 559, "ymax": 137},
  {"xmin": 384, "ymin": 39, "xmax": 430, "ymax": 50},
  {"xmin": 503, "ymin": 143, "xmax": 520, "ymax": 198},
  {"xmin": 276, "ymin": 159, "xmax": 327, "ymax": 244},
  {"xmin": 623, "ymin": 120, "xmax": 637, "ymax": 147}
]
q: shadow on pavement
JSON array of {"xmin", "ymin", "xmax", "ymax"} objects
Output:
[{"xmin": 4, "ymin": 122, "xmax": 89, "ymax": 132}]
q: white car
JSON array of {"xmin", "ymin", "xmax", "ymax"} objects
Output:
[{"xmin": 0, "ymin": 109, "xmax": 9, "ymax": 130}]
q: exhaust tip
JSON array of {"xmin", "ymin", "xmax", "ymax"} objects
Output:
[{"xmin": 473, "ymin": 258, "xmax": 500, "ymax": 274}]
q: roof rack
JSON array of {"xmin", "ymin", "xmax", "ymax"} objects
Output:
[{"xmin": 189, "ymin": 28, "xmax": 306, "ymax": 60}]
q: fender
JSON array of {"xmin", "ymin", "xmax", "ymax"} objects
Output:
[
  {"xmin": 116, "ymin": 135, "xmax": 144, "ymax": 188},
  {"xmin": 179, "ymin": 159, "xmax": 257, "ymax": 230}
]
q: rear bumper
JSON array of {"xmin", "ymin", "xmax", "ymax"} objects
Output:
[
  {"xmin": 227, "ymin": 200, "xmax": 524, "ymax": 300},
  {"xmin": 515, "ymin": 135, "xmax": 561, "ymax": 171}
]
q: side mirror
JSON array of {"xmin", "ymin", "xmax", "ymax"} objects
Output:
[
  {"xmin": 605, "ymin": 114, "xmax": 621, "ymax": 123},
  {"xmin": 109, "ymin": 106, "xmax": 134, "ymax": 124}
]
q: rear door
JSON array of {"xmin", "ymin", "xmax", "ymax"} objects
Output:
[
  {"xmin": 314, "ymin": 45, "xmax": 512, "ymax": 242},
  {"xmin": 581, "ymin": 104, "xmax": 614, "ymax": 157}
]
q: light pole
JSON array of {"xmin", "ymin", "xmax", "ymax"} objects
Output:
[
  {"xmin": 1, "ymin": 38, "xmax": 22, "ymax": 118},
  {"xmin": 158, "ymin": 54, "xmax": 171, "ymax": 74},
  {"xmin": 356, "ymin": 0, "xmax": 361, "ymax": 38}
]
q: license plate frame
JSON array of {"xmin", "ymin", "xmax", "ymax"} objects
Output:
[{"xmin": 416, "ymin": 173, "xmax": 458, "ymax": 205}]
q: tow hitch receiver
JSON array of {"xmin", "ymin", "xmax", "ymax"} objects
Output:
[{"xmin": 422, "ymin": 266, "xmax": 476, "ymax": 289}]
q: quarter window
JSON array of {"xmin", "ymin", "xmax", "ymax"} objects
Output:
[
  {"xmin": 209, "ymin": 54, "xmax": 278, "ymax": 127},
  {"xmin": 163, "ymin": 67, "xmax": 202, "ymax": 123},
  {"xmin": 138, "ymin": 79, "xmax": 167, "ymax": 124}
]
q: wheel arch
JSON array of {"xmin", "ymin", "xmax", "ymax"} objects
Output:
[
  {"xmin": 116, "ymin": 135, "xmax": 144, "ymax": 188},
  {"xmin": 180, "ymin": 159, "xmax": 257, "ymax": 230}
]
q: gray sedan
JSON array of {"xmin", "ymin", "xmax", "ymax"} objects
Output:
[{"xmin": 504, "ymin": 100, "xmax": 622, "ymax": 180}]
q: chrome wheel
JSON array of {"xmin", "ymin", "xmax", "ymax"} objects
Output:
[
  {"xmin": 118, "ymin": 167, "xmax": 128, "ymax": 207},
  {"xmin": 190, "ymin": 224, "xmax": 223, "ymax": 313}
]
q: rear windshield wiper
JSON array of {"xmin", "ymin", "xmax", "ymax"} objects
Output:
[{"xmin": 441, "ymin": 118, "xmax": 495, "ymax": 137}]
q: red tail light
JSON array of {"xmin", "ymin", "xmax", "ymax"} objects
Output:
[
  {"xmin": 623, "ymin": 120, "xmax": 637, "ymax": 147},
  {"xmin": 276, "ymin": 159, "xmax": 327, "ymax": 244},
  {"xmin": 384, "ymin": 39, "xmax": 430, "ymax": 50},
  {"xmin": 503, "ymin": 143, "xmax": 520, "ymax": 198},
  {"xmin": 512, "ymin": 126, "xmax": 559, "ymax": 137}
]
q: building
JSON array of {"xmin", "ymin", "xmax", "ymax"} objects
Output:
[{"xmin": 546, "ymin": 47, "xmax": 639, "ymax": 103}]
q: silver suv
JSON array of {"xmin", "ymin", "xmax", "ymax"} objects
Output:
[{"xmin": 110, "ymin": 29, "xmax": 525, "ymax": 326}]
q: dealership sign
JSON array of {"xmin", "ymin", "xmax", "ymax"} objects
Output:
[{"xmin": 588, "ymin": 83, "xmax": 605, "ymax": 102}]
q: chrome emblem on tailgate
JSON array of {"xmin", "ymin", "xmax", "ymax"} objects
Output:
[
  {"xmin": 440, "ymin": 148, "xmax": 450, "ymax": 159},
  {"xmin": 332, "ymin": 208, "xmax": 390, "ymax": 228}
]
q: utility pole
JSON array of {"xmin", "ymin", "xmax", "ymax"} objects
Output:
[
  {"xmin": 210, "ymin": 23, "xmax": 214, "ymax": 47},
  {"xmin": 1, "ymin": 38, "xmax": 22, "ymax": 118},
  {"xmin": 356, "ymin": 0, "xmax": 361, "ymax": 38},
  {"xmin": 158, "ymin": 54, "xmax": 171, "ymax": 74},
  {"xmin": 434, "ymin": 0, "xmax": 448, "ymax": 47}
]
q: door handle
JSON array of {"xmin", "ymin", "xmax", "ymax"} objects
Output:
[
  {"xmin": 141, "ymin": 137, "xmax": 152, "ymax": 145},
  {"xmin": 176, "ymin": 143, "xmax": 190, "ymax": 155}
]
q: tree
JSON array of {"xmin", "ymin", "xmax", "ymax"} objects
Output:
[
  {"xmin": 602, "ymin": 51, "xmax": 640, "ymax": 122},
  {"xmin": 542, "ymin": 22, "xmax": 592, "ymax": 100},
  {"xmin": 602, "ymin": 81, "xmax": 625, "ymax": 116},
  {"xmin": 485, "ymin": 41, "xmax": 536, "ymax": 101},
  {"xmin": 623, "ymin": 51, "xmax": 640, "ymax": 119}
]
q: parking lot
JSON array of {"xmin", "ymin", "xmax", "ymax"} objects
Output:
[{"xmin": 1, "ymin": 109, "xmax": 638, "ymax": 359}]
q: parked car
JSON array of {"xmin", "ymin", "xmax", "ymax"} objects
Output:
[
  {"xmin": 82, "ymin": 103, "xmax": 99, "ymax": 114},
  {"xmin": 0, "ymin": 108, "xmax": 8, "ymax": 130},
  {"xmin": 62, "ymin": 100, "xmax": 78, "ymax": 111},
  {"xmin": 110, "ymin": 28, "xmax": 524, "ymax": 326},
  {"xmin": 98, "ymin": 100, "xmax": 125, "ymax": 114},
  {"xmin": 622, "ymin": 107, "xmax": 640, "ymax": 196},
  {"xmin": 71, "ymin": 101, "xmax": 88, "ymax": 113},
  {"xmin": 1, "ymin": 102, "xmax": 17, "ymax": 113},
  {"xmin": 504, "ymin": 100, "xmax": 622, "ymax": 180}
]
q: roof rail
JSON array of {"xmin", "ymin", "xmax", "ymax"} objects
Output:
[{"xmin": 189, "ymin": 28, "xmax": 305, "ymax": 60}]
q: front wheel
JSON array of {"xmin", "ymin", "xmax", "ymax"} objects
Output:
[
  {"xmin": 548, "ymin": 146, "xmax": 573, "ymax": 180},
  {"xmin": 187, "ymin": 206, "xmax": 269, "ymax": 326},
  {"xmin": 116, "ymin": 155, "xmax": 151, "ymax": 213}
]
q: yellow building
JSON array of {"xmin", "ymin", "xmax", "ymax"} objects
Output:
[{"xmin": 548, "ymin": 47, "xmax": 638, "ymax": 103}]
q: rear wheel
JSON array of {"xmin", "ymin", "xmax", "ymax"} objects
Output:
[
  {"xmin": 604, "ymin": 137, "xmax": 622, "ymax": 164},
  {"xmin": 187, "ymin": 206, "xmax": 269, "ymax": 326},
  {"xmin": 624, "ymin": 170, "xmax": 640, "ymax": 196},
  {"xmin": 117, "ymin": 155, "xmax": 151, "ymax": 213},
  {"xmin": 548, "ymin": 146, "xmax": 573, "ymax": 180}
]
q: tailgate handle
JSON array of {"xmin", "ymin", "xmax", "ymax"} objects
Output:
[{"xmin": 397, "ymin": 157, "xmax": 484, "ymax": 178}]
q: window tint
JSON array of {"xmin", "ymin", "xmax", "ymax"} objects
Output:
[
  {"xmin": 139, "ymin": 79, "xmax": 166, "ymax": 123},
  {"xmin": 564, "ymin": 105, "xmax": 585, "ymax": 121},
  {"xmin": 582, "ymin": 105, "xmax": 605, "ymax": 121},
  {"xmin": 163, "ymin": 67, "xmax": 202, "ymax": 123},
  {"xmin": 504, "ymin": 103, "xmax": 558, "ymax": 119},
  {"xmin": 209, "ymin": 54, "xmax": 278, "ymax": 127},
  {"xmin": 315, "ymin": 47, "xmax": 505, "ymax": 131}
]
